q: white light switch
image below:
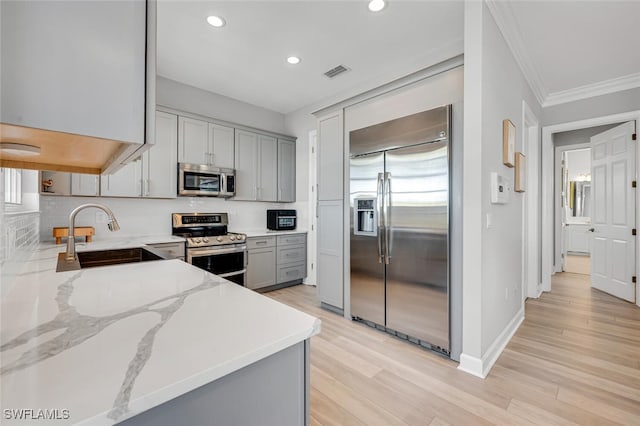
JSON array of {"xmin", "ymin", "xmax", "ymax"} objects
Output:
[
  {"xmin": 486, "ymin": 213, "xmax": 492, "ymax": 229},
  {"xmin": 491, "ymin": 172, "xmax": 511, "ymax": 204}
]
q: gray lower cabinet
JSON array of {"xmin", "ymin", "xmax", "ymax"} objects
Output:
[
  {"xmin": 120, "ymin": 340, "xmax": 309, "ymax": 426},
  {"xmin": 146, "ymin": 242, "xmax": 185, "ymax": 261},
  {"xmin": 246, "ymin": 236, "xmax": 277, "ymax": 290},
  {"xmin": 247, "ymin": 234, "xmax": 306, "ymax": 291}
]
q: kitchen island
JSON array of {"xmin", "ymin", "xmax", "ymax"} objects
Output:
[{"xmin": 0, "ymin": 239, "xmax": 320, "ymax": 425}]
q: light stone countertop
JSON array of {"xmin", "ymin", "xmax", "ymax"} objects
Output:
[{"xmin": 0, "ymin": 238, "xmax": 320, "ymax": 425}]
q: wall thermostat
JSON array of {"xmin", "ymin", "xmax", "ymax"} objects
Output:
[{"xmin": 491, "ymin": 172, "xmax": 511, "ymax": 204}]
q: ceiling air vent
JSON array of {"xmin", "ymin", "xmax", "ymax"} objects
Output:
[{"xmin": 324, "ymin": 64, "xmax": 350, "ymax": 79}]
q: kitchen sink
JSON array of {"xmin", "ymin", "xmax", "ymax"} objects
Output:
[{"xmin": 56, "ymin": 247, "xmax": 164, "ymax": 272}]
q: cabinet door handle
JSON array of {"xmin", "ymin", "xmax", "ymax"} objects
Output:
[{"xmin": 145, "ymin": 179, "xmax": 150, "ymax": 196}]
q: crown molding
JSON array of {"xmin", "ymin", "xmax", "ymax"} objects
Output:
[
  {"xmin": 543, "ymin": 72, "xmax": 640, "ymax": 107},
  {"xmin": 485, "ymin": 0, "xmax": 547, "ymax": 106}
]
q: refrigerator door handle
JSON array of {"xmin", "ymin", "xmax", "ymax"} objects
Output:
[
  {"xmin": 377, "ymin": 172, "xmax": 384, "ymax": 263},
  {"xmin": 384, "ymin": 172, "xmax": 392, "ymax": 264}
]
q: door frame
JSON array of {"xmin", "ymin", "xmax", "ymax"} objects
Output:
[
  {"xmin": 522, "ymin": 100, "xmax": 542, "ymax": 300},
  {"xmin": 554, "ymin": 142, "xmax": 591, "ymax": 274},
  {"xmin": 305, "ymin": 130, "xmax": 318, "ymax": 286},
  {"xmin": 541, "ymin": 110, "xmax": 640, "ymax": 306}
]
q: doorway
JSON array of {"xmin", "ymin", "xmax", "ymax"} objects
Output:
[{"xmin": 542, "ymin": 113, "xmax": 639, "ymax": 305}]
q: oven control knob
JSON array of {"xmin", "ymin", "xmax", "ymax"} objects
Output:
[
  {"xmin": 229, "ymin": 235, "xmax": 236, "ymax": 241},
  {"xmin": 203, "ymin": 238, "xmax": 209, "ymax": 243},
  {"xmin": 193, "ymin": 238, "xmax": 201, "ymax": 244},
  {"xmin": 238, "ymin": 235, "xmax": 245, "ymax": 241},
  {"xmin": 216, "ymin": 236, "xmax": 223, "ymax": 242}
]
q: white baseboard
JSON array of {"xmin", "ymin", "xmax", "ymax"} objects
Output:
[
  {"xmin": 481, "ymin": 308, "xmax": 524, "ymax": 377},
  {"xmin": 457, "ymin": 308, "xmax": 524, "ymax": 379},
  {"xmin": 457, "ymin": 353, "xmax": 484, "ymax": 378}
]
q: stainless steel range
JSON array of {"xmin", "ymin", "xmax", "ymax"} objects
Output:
[{"xmin": 172, "ymin": 213, "xmax": 247, "ymax": 286}]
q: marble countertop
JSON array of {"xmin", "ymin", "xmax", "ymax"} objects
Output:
[
  {"xmin": 235, "ymin": 229, "xmax": 308, "ymax": 238},
  {"xmin": 0, "ymin": 239, "xmax": 320, "ymax": 425}
]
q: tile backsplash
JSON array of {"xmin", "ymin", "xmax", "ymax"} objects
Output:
[
  {"xmin": 1, "ymin": 211, "xmax": 40, "ymax": 288},
  {"xmin": 39, "ymin": 196, "xmax": 309, "ymax": 242}
]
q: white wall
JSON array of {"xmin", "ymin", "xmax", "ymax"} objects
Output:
[
  {"xmin": 542, "ymin": 87, "xmax": 640, "ymax": 127},
  {"xmin": 157, "ymin": 76, "xmax": 287, "ymax": 135},
  {"xmin": 460, "ymin": 1, "xmax": 542, "ymax": 378}
]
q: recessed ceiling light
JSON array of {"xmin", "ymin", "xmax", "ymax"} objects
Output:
[
  {"xmin": 0, "ymin": 142, "xmax": 41, "ymax": 156},
  {"xmin": 368, "ymin": 0, "xmax": 386, "ymax": 12},
  {"xmin": 206, "ymin": 15, "xmax": 226, "ymax": 28},
  {"xmin": 287, "ymin": 56, "xmax": 301, "ymax": 65}
]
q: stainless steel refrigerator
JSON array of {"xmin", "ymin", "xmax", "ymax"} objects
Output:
[{"xmin": 350, "ymin": 105, "xmax": 450, "ymax": 355}]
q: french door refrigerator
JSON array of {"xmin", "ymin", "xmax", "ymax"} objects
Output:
[{"xmin": 350, "ymin": 105, "xmax": 450, "ymax": 355}]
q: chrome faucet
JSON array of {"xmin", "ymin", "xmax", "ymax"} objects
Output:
[{"xmin": 65, "ymin": 203, "xmax": 120, "ymax": 261}]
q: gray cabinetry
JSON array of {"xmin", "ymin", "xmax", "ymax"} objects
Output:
[
  {"xmin": 246, "ymin": 233, "xmax": 307, "ymax": 291},
  {"xmin": 246, "ymin": 236, "xmax": 276, "ymax": 290},
  {"xmin": 143, "ymin": 111, "xmax": 177, "ymax": 198},
  {"xmin": 177, "ymin": 117, "xmax": 234, "ymax": 168},
  {"xmin": 1, "ymin": 0, "xmax": 155, "ymax": 171},
  {"xmin": 278, "ymin": 139, "xmax": 296, "ymax": 202},
  {"xmin": 234, "ymin": 131, "xmax": 278, "ymax": 202},
  {"xmin": 100, "ymin": 159, "xmax": 142, "ymax": 197},
  {"xmin": 259, "ymin": 135, "xmax": 278, "ymax": 202},
  {"xmin": 71, "ymin": 174, "xmax": 99, "ymax": 196},
  {"xmin": 178, "ymin": 117, "xmax": 209, "ymax": 165},
  {"xmin": 146, "ymin": 242, "xmax": 185, "ymax": 261},
  {"xmin": 317, "ymin": 200, "xmax": 344, "ymax": 309},
  {"xmin": 234, "ymin": 130, "xmax": 259, "ymax": 200}
]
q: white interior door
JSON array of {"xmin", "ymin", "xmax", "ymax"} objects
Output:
[{"xmin": 590, "ymin": 121, "xmax": 636, "ymax": 302}]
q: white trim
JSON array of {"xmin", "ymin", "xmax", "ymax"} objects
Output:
[
  {"xmin": 485, "ymin": 0, "xmax": 547, "ymax": 106},
  {"xmin": 481, "ymin": 308, "xmax": 525, "ymax": 378},
  {"xmin": 457, "ymin": 308, "xmax": 524, "ymax": 379},
  {"xmin": 486, "ymin": 1, "xmax": 640, "ymax": 108},
  {"xmin": 544, "ymin": 73, "xmax": 640, "ymax": 107},
  {"xmin": 522, "ymin": 100, "xmax": 541, "ymax": 299},
  {"xmin": 554, "ymin": 142, "xmax": 590, "ymax": 275},
  {"xmin": 457, "ymin": 354, "xmax": 484, "ymax": 378},
  {"xmin": 542, "ymin": 110, "xmax": 640, "ymax": 303},
  {"xmin": 305, "ymin": 130, "xmax": 318, "ymax": 286}
]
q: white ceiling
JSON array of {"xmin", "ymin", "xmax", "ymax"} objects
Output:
[
  {"xmin": 489, "ymin": 0, "xmax": 640, "ymax": 106},
  {"xmin": 157, "ymin": 1, "xmax": 464, "ymax": 114},
  {"xmin": 158, "ymin": 1, "xmax": 640, "ymax": 114}
]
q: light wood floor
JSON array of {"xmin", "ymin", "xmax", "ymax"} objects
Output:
[
  {"xmin": 267, "ymin": 273, "xmax": 640, "ymax": 425},
  {"xmin": 565, "ymin": 254, "xmax": 591, "ymax": 275}
]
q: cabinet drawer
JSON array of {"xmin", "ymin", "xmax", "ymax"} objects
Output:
[
  {"xmin": 146, "ymin": 242, "xmax": 185, "ymax": 259},
  {"xmin": 277, "ymin": 262, "xmax": 306, "ymax": 284},
  {"xmin": 277, "ymin": 234, "xmax": 306, "ymax": 246},
  {"xmin": 247, "ymin": 236, "xmax": 276, "ymax": 250},
  {"xmin": 277, "ymin": 244, "xmax": 306, "ymax": 265}
]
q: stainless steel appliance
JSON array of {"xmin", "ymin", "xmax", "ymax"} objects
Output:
[
  {"xmin": 350, "ymin": 105, "xmax": 451, "ymax": 356},
  {"xmin": 172, "ymin": 213, "xmax": 247, "ymax": 285},
  {"xmin": 178, "ymin": 163, "xmax": 235, "ymax": 197},
  {"xmin": 267, "ymin": 209, "xmax": 297, "ymax": 231}
]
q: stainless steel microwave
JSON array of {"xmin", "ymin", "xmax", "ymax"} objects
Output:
[{"xmin": 178, "ymin": 163, "xmax": 235, "ymax": 197}]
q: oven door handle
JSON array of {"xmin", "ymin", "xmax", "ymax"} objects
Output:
[{"xmin": 187, "ymin": 245, "xmax": 247, "ymax": 257}]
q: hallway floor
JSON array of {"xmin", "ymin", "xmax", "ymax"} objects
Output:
[{"xmin": 267, "ymin": 273, "xmax": 640, "ymax": 425}]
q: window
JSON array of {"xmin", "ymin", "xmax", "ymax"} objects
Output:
[{"xmin": 3, "ymin": 168, "xmax": 22, "ymax": 205}]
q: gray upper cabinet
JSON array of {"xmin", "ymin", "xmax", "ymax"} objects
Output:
[
  {"xmin": 210, "ymin": 123, "xmax": 235, "ymax": 169},
  {"xmin": 71, "ymin": 174, "xmax": 99, "ymax": 197},
  {"xmin": 278, "ymin": 139, "xmax": 296, "ymax": 202},
  {"xmin": 259, "ymin": 135, "xmax": 278, "ymax": 202},
  {"xmin": 317, "ymin": 110, "xmax": 344, "ymax": 201},
  {"xmin": 178, "ymin": 117, "xmax": 235, "ymax": 168},
  {"xmin": 100, "ymin": 159, "xmax": 142, "ymax": 198},
  {"xmin": 178, "ymin": 117, "xmax": 209, "ymax": 164},
  {"xmin": 143, "ymin": 111, "xmax": 178, "ymax": 198},
  {"xmin": 234, "ymin": 130, "xmax": 259, "ymax": 200},
  {"xmin": 0, "ymin": 0, "xmax": 155, "ymax": 172}
]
